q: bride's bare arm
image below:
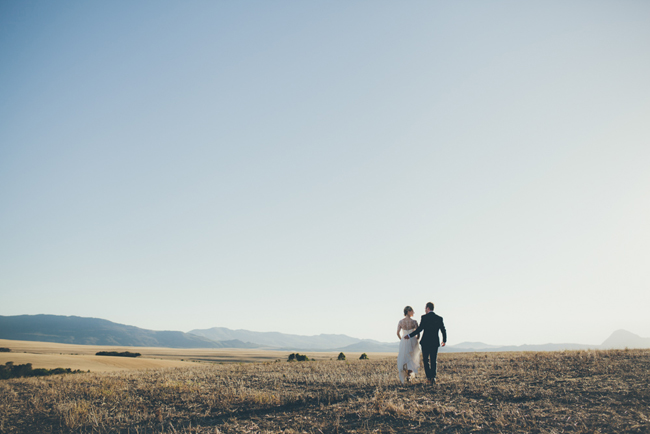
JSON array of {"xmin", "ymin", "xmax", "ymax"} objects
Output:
[{"xmin": 397, "ymin": 323, "xmax": 402, "ymax": 340}]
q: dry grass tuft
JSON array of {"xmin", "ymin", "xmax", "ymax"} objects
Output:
[{"xmin": 0, "ymin": 349, "xmax": 648, "ymax": 433}]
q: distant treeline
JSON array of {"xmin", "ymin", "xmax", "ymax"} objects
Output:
[
  {"xmin": 0, "ymin": 362, "xmax": 85, "ymax": 380},
  {"xmin": 0, "ymin": 348, "xmax": 10, "ymax": 352},
  {"xmin": 95, "ymin": 351, "xmax": 141, "ymax": 358}
]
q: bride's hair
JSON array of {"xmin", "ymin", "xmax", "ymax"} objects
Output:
[{"xmin": 403, "ymin": 306, "xmax": 413, "ymax": 316}]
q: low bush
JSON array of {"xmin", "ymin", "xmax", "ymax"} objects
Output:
[
  {"xmin": 0, "ymin": 348, "xmax": 10, "ymax": 352},
  {"xmin": 337, "ymin": 352, "xmax": 346, "ymax": 361},
  {"xmin": 95, "ymin": 351, "xmax": 141, "ymax": 358},
  {"xmin": 0, "ymin": 362, "xmax": 85, "ymax": 380},
  {"xmin": 287, "ymin": 353, "xmax": 310, "ymax": 362}
]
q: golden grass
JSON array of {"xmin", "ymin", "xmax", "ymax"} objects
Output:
[
  {"xmin": 0, "ymin": 352, "xmax": 197, "ymax": 372},
  {"xmin": 0, "ymin": 339, "xmax": 393, "ymax": 371},
  {"xmin": 0, "ymin": 348, "xmax": 648, "ymax": 433}
]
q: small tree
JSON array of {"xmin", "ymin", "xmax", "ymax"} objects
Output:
[
  {"xmin": 359, "ymin": 353, "xmax": 369, "ymax": 360},
  {"xmin": 287, "ymin": 353, "xmax": 296, "ymax": 362},
  {"xmin": 337, "ymin": 352, "xmax": 346, "ymax": 361}
]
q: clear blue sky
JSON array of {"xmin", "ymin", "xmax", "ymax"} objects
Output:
[{"xmin": 1, "ymin": 1, "xmax": 649, "ymax": 346}]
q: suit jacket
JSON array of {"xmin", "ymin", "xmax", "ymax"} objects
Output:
[{"xmin": 409, "ymin": 311, "xmax": 446, "ymax": 348}]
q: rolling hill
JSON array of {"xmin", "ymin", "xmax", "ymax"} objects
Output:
[{"xmin": 0, "ymin": 315, "xmax": 257, "ymax": 349}]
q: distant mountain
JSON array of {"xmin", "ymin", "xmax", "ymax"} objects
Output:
[
  {"xmin": 601, "ymin": 329, "xmax": 650, "ymax": 349},
  {"xmin": 3, "ymin": 315, "xmax": 647, "ymax": 353},
  {"xmin": 442, "ymin": 330, "xmax": 650, "ymax": 353},
  {"xmin": 189, "ymin": 326, "xmax": 362, "ymax": 350},
  {"xmin": 442, "ymin": 343, "xmax": 596, "ymax": 353},
  {"xmin": 336, "ymin": 340, "xmax": 399, "ymax": 353},
  {"xmin": 0, "ymin": 315, "xmax": 258, "ymax": 349},
  {"xmin": 451, "ymin": 342, "xmax": 501, "ymax": 350}
]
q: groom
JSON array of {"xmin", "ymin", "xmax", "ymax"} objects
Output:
[{"xmin": 405, "ymin": 302, "xmax": 446, "ymax": 384}]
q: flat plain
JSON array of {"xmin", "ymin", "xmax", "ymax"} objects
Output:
[
  {"xmin": 0, "ymin": 342, "xmax": 648, "ymax": 433},
  {"xmin": 0, "ymin": 339, "xmax": 390, "ymax": 371}
]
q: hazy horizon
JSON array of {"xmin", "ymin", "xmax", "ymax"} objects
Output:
[
  {"xmin": 2, "ymin": 1, "xmax": 649, "ymax": 347},
  {"xmin": 3, "ymin": 313, "xmax": 646, "ymax": 349}
]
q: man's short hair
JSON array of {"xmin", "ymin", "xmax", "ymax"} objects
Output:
[{"xmin": 426, "ymin": 302, "xmax": 434, "ymax": 311}]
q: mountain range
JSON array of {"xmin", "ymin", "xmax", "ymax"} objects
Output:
[
  {"xmin": 188, "ymin": 326, "xmax": 394, "ymax": 351},
  {"xmin": 1, "ymin": 315, "xmax": 649, "ymax": 352},
  {"xmin": 443, "ymin": 329, "xmax": 650, "ymax": 352}
]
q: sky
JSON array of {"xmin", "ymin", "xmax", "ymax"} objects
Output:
[{"xmin": 1, "ymin": 1, "xmax": 649, "ymax": 347}]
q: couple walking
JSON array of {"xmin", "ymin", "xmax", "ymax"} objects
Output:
[{"xmin": 396, "ymin": 302, "xmax": 447, "ymax": 384}]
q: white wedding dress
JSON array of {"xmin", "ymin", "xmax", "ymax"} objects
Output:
[{"xmin": 397, "ymin": 318, "xmax": 421, "ymax": 384}]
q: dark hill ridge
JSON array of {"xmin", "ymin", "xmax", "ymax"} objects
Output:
[{"xmin": 0, "ymin": 315, "xmax": 257, "ymax": 349}]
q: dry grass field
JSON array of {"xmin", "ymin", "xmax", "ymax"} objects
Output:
[
  {"xmin": 0, "ymin": 339, "xmax": 389, "ymax": 371},
  {"xmin": 0, "ymin": 347, "xmax": 648, "ymax": 433}
]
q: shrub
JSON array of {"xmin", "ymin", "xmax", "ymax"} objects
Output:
[
  {"xmin": 359, "ymin": 353, "xmax": 369, "ymax": 360},
  {"xmin": 0, "ymin": 348, "xmax": 10, "ymax": 352},
  {"xmin": 0, "ymin": 362, "xmax": 84, "ymax": 380},
  {"xmin": 337, "ymin": 352, "xmax": 346, "ymax": 361},
  {"xmin": 95, "ymin": 351, "xmax": 141, "ymax": 358},
  {"xmin": 287, "ymin": 353, "xmax": 310, "ymax": 362}
]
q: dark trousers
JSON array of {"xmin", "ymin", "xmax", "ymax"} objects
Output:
[{"xmin": 421, "ymin": 344, "xmax": 439, "ymax": 380}]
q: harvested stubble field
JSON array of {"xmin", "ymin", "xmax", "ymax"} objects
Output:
[{"xmin": 0, "ymin": 349, "xmax": 648, "ymax": 434}]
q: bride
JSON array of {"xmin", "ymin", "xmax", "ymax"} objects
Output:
[{"xmin": 397, "ymin": 306, "xmax": 421, "ymax": 384}]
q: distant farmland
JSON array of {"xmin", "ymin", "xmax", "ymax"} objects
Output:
[{"xmin": 0, "ymin": 348, "xmax": 647, "ymax": 433}]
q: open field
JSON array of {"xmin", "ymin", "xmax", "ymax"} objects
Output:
[
  {"xmin": 0, "ymin": 348, "xmax": 648, "ymax": 433},
  {"xmin": 0, "ymin": 339, "xmax": 393, "ymax": 372}
]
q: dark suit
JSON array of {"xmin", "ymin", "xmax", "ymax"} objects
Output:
[{"xmin": 409, "ymin": 311, "xmax": 447, "ymax": 380}]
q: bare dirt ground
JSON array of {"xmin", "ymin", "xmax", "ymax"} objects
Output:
[{"xmin": 0, "ymin": 347, "xmax": 648, "ymax": 433}]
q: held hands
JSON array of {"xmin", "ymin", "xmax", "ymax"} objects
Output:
[{"xmin": 404, "ymin": 335, "xmax": 410, "ymax": 340}]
